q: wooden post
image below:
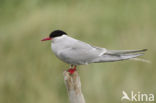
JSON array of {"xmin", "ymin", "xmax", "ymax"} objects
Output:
[{"xmin": 63, "ymin": 71, "xmax": 86, "ymax": 103}]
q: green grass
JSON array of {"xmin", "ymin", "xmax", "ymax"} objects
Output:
[{"xmin": 0, "ymin": 0, "xmax": 156, "ymax": 103}]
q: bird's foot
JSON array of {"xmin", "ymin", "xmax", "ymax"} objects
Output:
[{"xmin": 67, "ymin": 66, "xmax": 77, "ymax": 75}]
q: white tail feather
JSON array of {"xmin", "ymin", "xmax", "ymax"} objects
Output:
[{"xmin": 130, "ymin": 58, "xmax": 151, "ymax": 63}]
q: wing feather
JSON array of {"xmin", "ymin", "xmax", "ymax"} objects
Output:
[{"xmin": 58, "ymin": 40, "xmax": 107, "ymax": 65}]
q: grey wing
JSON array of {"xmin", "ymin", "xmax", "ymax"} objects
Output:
[
  {"xmin": 58, "ymin": 40, "xmax": 107, "ymax": 65},
  {"xmin": 92, "ymin": 49, "xmax": 147, "ymax": 63}
]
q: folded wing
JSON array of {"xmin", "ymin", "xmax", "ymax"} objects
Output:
[{"xmin": 92, "ymin": 49, "xmax": 147, "ymax": 63}]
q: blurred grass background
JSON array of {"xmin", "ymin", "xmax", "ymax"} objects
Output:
[{"xmin": 0, "ymin": 0, "xmax": 156, "ymax": 103}]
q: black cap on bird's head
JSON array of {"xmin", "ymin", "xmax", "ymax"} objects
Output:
[
  {"xmin": 49, "ymin": 30, "xmax": 67, "ymax": 38},
  {"xmin": 41, "ymin": 30, "xmax": 67, "ymax": 41}
]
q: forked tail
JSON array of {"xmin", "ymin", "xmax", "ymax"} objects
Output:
[{"xmin": 94, "ymin": 49, "xmax": 148, "ymax": 63}]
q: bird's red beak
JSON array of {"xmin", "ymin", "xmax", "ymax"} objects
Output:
[{"xmin": 41, "ymin": 37, "xmax": 52, "ymax": 41}]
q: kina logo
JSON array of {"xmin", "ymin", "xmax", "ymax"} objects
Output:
[{"xmin": 121, "ymin": 91, "xmax": 154, "ymax": 102}]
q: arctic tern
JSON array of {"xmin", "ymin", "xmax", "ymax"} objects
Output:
[{"xmin": 41, "ymin": 30, "xmax": 147, "ymax": 74}]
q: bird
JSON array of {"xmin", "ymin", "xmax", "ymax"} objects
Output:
[
  {"xmin": 121, "ymin": 91, "xmax": 131, "ymax": 101},
  {"xmin": 41, "ymin": 30, "xmax": 147, "ymax": 74}
]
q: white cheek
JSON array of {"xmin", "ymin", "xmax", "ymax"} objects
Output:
[{"xmin": 52, "ymin": 35, "xmax": 66, "ymax": 43}]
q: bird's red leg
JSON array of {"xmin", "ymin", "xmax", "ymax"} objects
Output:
[{"xmin": 68, "ymin": 65, "xmax": 77, "ymax": 75}]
